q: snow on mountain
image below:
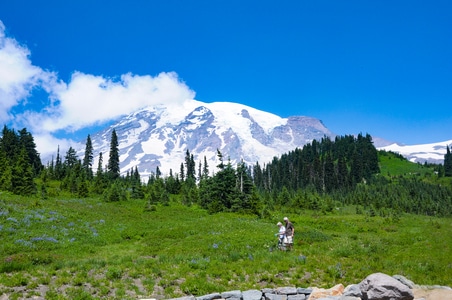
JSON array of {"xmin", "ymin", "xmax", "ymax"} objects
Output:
[
  {"xmin": 83, "ymin": 99, "xmax": 335, "ymax": 178},
  {"xmin": 377, "ymin": 140, "xmax": 452, "ymax": 164},
  {"xmin": 71, "ymin": 99, "xmax": 449, "ymax": 179}
]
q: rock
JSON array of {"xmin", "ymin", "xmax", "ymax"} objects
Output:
[
  {"xmin": 196, "ymin": 293, "xmax": 221, "ymax": 300},
  {"xmin": 221, "ymin": 290, "xmax": 242, "ymax": 299},
  {"xmin": 242, "ymin": 289, "xmax": 263, "ymax": 300},
  {"xmin": 288, "ymin": 294, "xmax": 306, "ymax": 300},
  {"xmin": 297, "ymin": 288, "xmax": 313, "ymax": 295},
  {"xmin": 277, "ymin": 287, "xmax": 298, "ymax": 295},
  {"xmin": 342, "ymin": 284, "xmax": 362, "ymax": 298},
  {"xmin": 359, "ymin": 273, "xmax": 414, "ymax": 300},
  {"xmin": 412, "ymin": 287, "xmax": 452, "ymax": 300},
  {"xmin": 262, "ymin": 288, "xmax": 276, "ymax": 294},
  {"xmin": 167, "ymin": 297, "xmax": 196, "ymax": 300},
  {"xmin": 308, "ymin": 284, "xmax": 344, "ymax": 300},
  {"xmin": 392, "ymin": 275, "xmax": 415, "ymax": 289},
  {"xmin": 264, "ymin": 293, "xmax": 287, "ymax": 300}
]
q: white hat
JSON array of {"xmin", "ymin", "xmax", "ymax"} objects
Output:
[
  {"xmin": 283, "ymin": 217, "xmax": 288, "ymax": 221},
  {"xmin": 277, "ymin": 222, "xmax": 282, "ymax": 226}
]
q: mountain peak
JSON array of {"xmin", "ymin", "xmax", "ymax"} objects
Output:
[
  {"xmin": 85, "ymin": 100, "xmax": 334, "ymax": 178},
  {"xmin": 74, "ymin": 100, "xmax": 448, "ymax": 178}
]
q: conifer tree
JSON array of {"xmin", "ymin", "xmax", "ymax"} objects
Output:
[
  {"xmin": 202, "ymin": 156, "xmax": 209, "ymax": 180},
  {"xmin": 0, "ymin": 126, "xmax": 19, "ymax": 160},
  {"xmin": 54, "ymin": 146, "xmax": 64, "ymax": 180},
  {"xmin": 11, "ymin": 147, "xmax": 36, "ymax": 195},
  {"xmin": 107, "ymin": 129, "xmax": 120, "ymax": 180},
  {"xmin": 18, "ymin": 128, "xmax": 42, "ymax": 175},
  {"xmin": 184, "ymin": 150, "xmax": 196, "ymax": 182},
  {"xmin": 211, "ymin": 154, "xmax": 237, "ymax": 211},
  {"xmin": 179, "ymin": 163, "xmax": 185, "ymax": 182},
  {"xmin": 64, "ymin": 147, "xmax": 78, "ymax": 170},
  {"xmin": 444, "ymin": 145, "xmax": 452, "ymax": 177},
  {"xmin": 0, "ymin": 148, "xmax": 12, "ymax": 191},
  {"xmin": 83, "ymin": 134, "xmax": 94, "ymax": 178},
  {"xmin": 165, "ymin": 169, "xmax": 180, "ymax": 194},
  {"xmin": 93, "ymin": 152, "xmax": 107, "ymax": 194}
]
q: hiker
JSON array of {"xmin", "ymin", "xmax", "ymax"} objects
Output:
[
  {"xmin": 276, "ymin": 221, "xmax": 286, "ymax": 249},
  {"xmin": 283, "ymin": 217, "xmax": 294, "ymax": 250}
]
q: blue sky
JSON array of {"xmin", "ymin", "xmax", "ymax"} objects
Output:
[{"xmin": 0, "ymin": 0, "xmax": 451, "ymax": 157}]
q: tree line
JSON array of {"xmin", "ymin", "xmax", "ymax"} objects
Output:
[{"xmin": 1, "ymin": 125, "xmax": 451, "ymax": 217}]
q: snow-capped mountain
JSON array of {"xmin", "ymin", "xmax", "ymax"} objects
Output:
[
  {"xmin": 377, "ymin": 140, "xmax": 452, "ymax": 164},
  {"xmin": 74, "ymin": 99, "xmax": 450, "ymax": 179},
  {"xmin": 82, "ymin": 99, "xmax": 335, "ymax": 178}
]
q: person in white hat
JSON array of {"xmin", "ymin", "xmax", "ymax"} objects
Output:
[{"xmin": 276, "ymin": 221, "xmax": 286, "ymax": 249}]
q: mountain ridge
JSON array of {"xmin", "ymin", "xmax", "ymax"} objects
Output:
[
  {"xmin": 79, "ymin": 99, "xmax": 335, "ymax": 178},
  {"xmin": 72, "ymin": 100, "xmax": 450, "ymax": 178}
]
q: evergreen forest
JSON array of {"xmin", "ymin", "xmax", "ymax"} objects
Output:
[{"xmin": 1, "ymin": 125, "xmax": 452, "ymax": 217}]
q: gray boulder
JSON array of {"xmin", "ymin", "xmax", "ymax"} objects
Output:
[
  {"xmin": 264, "ymin": 293, "xmax": 287, "ymax": 300},
  {"xmin": 392, "ymin": 275, "xmax": 415, "ymax": 289},
  {"xmin": 242, "ymin": 289, "xmax": 263, "ymax": 300},
  {"xmin": 276, "ymin": 287, "xmax": 298, "ymax": 295},
  {"xmin": 196, "ymin": 293, "xmax": 221, "ymax": 300},
  {"xmin": 288, "ymin": 294, "xmax": 306, "ymax": 300},
  {"xmin": 342, "ymin": 284, "xmax": 362, "ymax": 298},
  {"xmin": 221, "ymin": 290, "xmax": 242, "ymax": 299},
  {"xmin": 359, "ymin": 273, "xmax": 414, "ymax": 300}
]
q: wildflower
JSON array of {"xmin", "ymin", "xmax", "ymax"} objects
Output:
[{"xmin": 15, "ymin": 239, "xmax": 33, "ymax": 247}]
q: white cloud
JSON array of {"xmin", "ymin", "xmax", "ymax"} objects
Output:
[
  {"xmin": 34, "ymin": 71, "xmax": 195, "ymax": 132},
  {"xmin": 0, "ymin": 20, "xmax": 195, "ymax": 159},
  {"xmin": 0, "ymin": 20, "xmax": 56, "ymax": 122},
  {"xmin": 33, "ymin": 132, "xmax": 77, "ymax": 162}
]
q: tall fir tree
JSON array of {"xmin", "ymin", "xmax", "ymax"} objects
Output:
[
  {"xmin": 0, "ymin": 126, "xmax": 19, "ymax": 160},
  {"xmin": 82, "ymin": 134, "xmax": 94, "ymax": 179},
  {"xmin": 64, "ymin": 147, "xmax": 78, "ymax": 170},
  {"xmin": 93, "ymin": 152, "xmax": 106, "ymax": 194},
  {"xmin": 0, "ymin": 147, "xmax": 12, "ymax": 191},
  {"xmin": 11, "ymin": 147, "xmax": 36, "ymax": 195},
  {"xmin": 18, "ymin": 128, "xmax": 42, "ymax": 175},
  {"xmin": 54, "ymin": 146, "xmax": 64, "ymax": 180},
  {"xmin": 107, "ymin": 129, "xmax": 120, "ymax": 180},
  {"xmin": 444, "ymin": 145, "xmax": 452, "ymax": 177}
]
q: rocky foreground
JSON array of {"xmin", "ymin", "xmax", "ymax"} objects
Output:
[{"xmin": 151, "ymin": 273, "xmax": 452, "ymax": 300}]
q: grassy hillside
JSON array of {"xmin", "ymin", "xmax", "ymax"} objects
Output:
[
  {"xmin": 378, "ymin": 150, "xmax": 452, "ymax": 185},
  {"xmin": 1, "ymin": 192, "xmax": 451, "ymax": 299},
  {"xmin": 378, "ymin": 151, "xmax": 435, "ymax": 177}
]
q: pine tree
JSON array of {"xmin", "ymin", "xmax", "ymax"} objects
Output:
[
  {"xmin": 18, "ymin": 128, "xmax": 42, "ymax": 175},
  {"xmin": 107, "ymin": 129, "xmax": 120, "ymax": 180},
  {"xmin": 211, "ymin": 154, "xmax": 237, "ymax": 211},
  {"xmin": 83, "ymin": 134, "xmax": 94, "ymax": 178},
  {"xmin": 93, "ymin": 152, "xmax": 106, "ymax": 194},
  {"xmin": 64, "ymin": 147, "xmax": 78, "ymax": 170},
  {"xmin": 0, "ymin": 126, "xmax": 19, "ymax": 160},
  {"xmin": 179, "ymin": 163, "xmax": 185, "ymax": 182},
  {"xmin": 444, "ymin": 145, "xmax": 452, "ymax": 177},
  {"xmin": 54, "ymin": 146, "xmax": 64, "ymax": 180},
  {"xmin": 11, "ymin": 147, "xmax": 36, "ymax": 195},
  {"xmin": 0, "ymin": 148, "xmax": 12, "ymax": 191},
  {"xmin": 185, "ymin": 150, "xmax": 196, "ymax": 181}
]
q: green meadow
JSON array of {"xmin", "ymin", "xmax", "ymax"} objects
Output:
[{"xmin": 1, "ymin": 192, "xmax": 451, "ymax": 299}]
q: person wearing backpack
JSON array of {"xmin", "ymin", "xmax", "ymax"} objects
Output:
[{"xmin": 283, "ymin": 217, "xmax": 294, "ymax": 250}]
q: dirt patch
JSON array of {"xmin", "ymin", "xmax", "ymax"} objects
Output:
[{"xmin": 413, "ymin": 288, "xmax": 452, "ymax": 300}]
